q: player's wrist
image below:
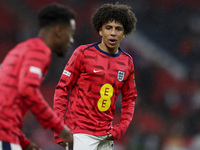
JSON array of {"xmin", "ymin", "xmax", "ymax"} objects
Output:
[
  {"xmin": 58, "ymin": 141, "xmax": 68, "ymax": 147},
  {"xmin": 106, "ymin": 132, "xmax": 114, "ymax": 140}
]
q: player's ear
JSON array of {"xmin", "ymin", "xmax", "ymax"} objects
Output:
[
  {"xmin": 99, "ymin": 28, "xmax": 103, "ymax": 36},
  {"xmin": 54, "ymin": 25, "xmax": 63, "ymax": 38}
]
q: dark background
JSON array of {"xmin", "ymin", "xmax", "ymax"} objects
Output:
[{"xmin": 0, "ymin": 0, "xmax": 200, "ymax": 149}]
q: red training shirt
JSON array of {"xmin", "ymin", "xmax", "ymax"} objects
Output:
[
  {"xmin": 54, "ymin": 42, "xmax": 137, "ymax": 143},
  {"xmin": 0, "ymin": 38, "xmax": 64, "ymax": 148}
]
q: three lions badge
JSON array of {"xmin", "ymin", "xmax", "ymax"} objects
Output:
[{"xmin": 117, "ymin": 70, "xmax": 125, "ymax": 82}]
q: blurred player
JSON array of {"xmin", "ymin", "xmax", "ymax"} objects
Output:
[
  {"xmin": 54, "ymin": 3, "xmax": 137, "ymax": 150},
  {"xmin": 0, "ymin": 3, "xmax": 76, "ymax": 150}
]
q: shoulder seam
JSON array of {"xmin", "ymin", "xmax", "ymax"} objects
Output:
[
  {"xmin": 83, "ymin": 42, "xmax": 97, "ymax": 52},
  {"xmin": 120, "ymin": 49, "xmax": 133, "ymax": 60}
]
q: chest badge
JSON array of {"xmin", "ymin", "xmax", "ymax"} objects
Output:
[{"xmin": 117, "ymin": 70, "xmax": 125, "ymax": 82}]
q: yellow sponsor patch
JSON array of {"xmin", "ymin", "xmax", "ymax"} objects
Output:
[{"xmin": 97, "ymin": 83, "xmax": 113, "ymax": 112}]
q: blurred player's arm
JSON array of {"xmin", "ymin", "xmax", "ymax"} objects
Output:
[
  {"xmin": 19, "ymin": 132, "xmax": 31, "ymax": 149},
  {"xmin": 19, "ymin": 132, "xmax": 41, "ymax": 150},
  {"xmin": 18, "ymin": 49, "xmax": 72, "ymax": 142}
]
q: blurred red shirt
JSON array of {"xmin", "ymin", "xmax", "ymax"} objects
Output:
[{"xmin": 0, "ymin": 38, "xmax": 64, "ymax": 148}]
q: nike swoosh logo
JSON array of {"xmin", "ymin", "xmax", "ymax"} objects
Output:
[{"xmin": 93, "ymin": 69, "xmax": 102, "ymax": 73}]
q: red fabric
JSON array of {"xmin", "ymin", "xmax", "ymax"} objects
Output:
[
  {"xmin": 0, "ymin": 38, "xmax": 64, "ymax": 145},
  {"xmin": 54, "ymin": 42, "xmax": 137, "ymax": 142},
  {"xmin": 19, "ymin": 133, "xmax": 31, "ymax": 149}
]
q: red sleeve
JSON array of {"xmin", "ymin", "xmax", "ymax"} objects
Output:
[
  {"xmin": 53, "ymin": 46, "xmax": 84, "ymax": 143},
  {"xmin": 19, "ymin": 133, "xmax": 31, "ymax": 150},
  {"xmin": 18, "ymin": 48, "xmax": 64, "ymax": 134},
  {"xmin": 109, "ymin": 61, "xmax": 137, "ymax": 140},
  {"xmin": 19, "ymin": 48, "xmax": 49, "ymax": 87}
]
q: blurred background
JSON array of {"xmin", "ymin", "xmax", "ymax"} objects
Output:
[{"xmin": 0, "ymin": 0, "xmax": 200, "ymax": 149}]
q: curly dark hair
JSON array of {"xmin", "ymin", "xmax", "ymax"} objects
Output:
[
  {"xmin": 38, "ymin": 3, "xmax": 75, "ymax": 29},
  {"xmin": 91, "ymin": 3, "xmax": 137, "ymax": 35}
]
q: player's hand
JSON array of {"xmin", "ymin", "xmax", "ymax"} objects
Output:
[
  {"xmin": 58, "ymin": 126, "xmax": 73, "ymax": 147},
  {"xmin": 58, "ymin": 141, "xmax": 67, "ymax": 147},
  {"xmin": 24, "ymin": 142, "xmax": 41, "ymax": 150},
  {"xmin": 106, "ymin": 133, "xmax": 114, "ymax": 140},
  {"xmin": 58, "ymin": 141, "xmax": 73, "ymax": 150}
]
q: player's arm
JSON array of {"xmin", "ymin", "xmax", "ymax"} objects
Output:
[
  {"xmin": 19, "ymin": 132, "xmax": 31, "ymax": 149},
  {"xmin": 54, "ymin": 46, "xmax": 84, "ymax": 144},
  {"xmin": 18, "ymin": 48, "xmax": 72, "ymax": 142},
  {"xmin": 19, "ymin": 132, "xmax": 41, "ymax": 150},
  {"xmin": 108, "ymin": 62, "xmax": 137, "ymax": 140}
]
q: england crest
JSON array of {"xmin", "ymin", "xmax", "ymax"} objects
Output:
[{"xmin": 117, "ymin": 70, "xmax": 125, "ymax": 82}]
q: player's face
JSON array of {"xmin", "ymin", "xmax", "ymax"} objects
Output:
[
  {"xmin": 56, "ymin": 19, "xmax": 75, "ymax": 57},
  {"xmin": 99, "ymin": 20, "xmax": 125, "ymax": 53}
]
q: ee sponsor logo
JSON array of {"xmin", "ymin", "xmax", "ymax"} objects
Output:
[{"xmin": 97, "ymin": 83, "xmax": 113, "ymax": 112}]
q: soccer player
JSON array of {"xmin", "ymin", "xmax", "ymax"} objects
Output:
[
  {"xmin": 54, "ymin": 3, "xmax": 138, "ymax": 150},
  {"xmin": 0, "ymin": 3, "xmax": 76, "ymax": 150}
]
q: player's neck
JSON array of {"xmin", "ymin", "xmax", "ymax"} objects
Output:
[
  {"xmin": 98, "ymin": 42, "xmax": 118, "ymax": 54},
  {"xmin": 38, "ymin": 29, "xmax": 54, "ymax": 51}
]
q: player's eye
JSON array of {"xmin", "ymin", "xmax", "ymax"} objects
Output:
[
  {"xmin": 116, "ymin": 27, "xmax": 123, "ymax": 31},
  {"xmin": 106, "ymin": 26, "xmax": 112, "ymax": 30}
]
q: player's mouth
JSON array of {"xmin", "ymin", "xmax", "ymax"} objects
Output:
[{"xmin": 109, "ymin": 39, "xmax": 117, "ymax": 45}]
